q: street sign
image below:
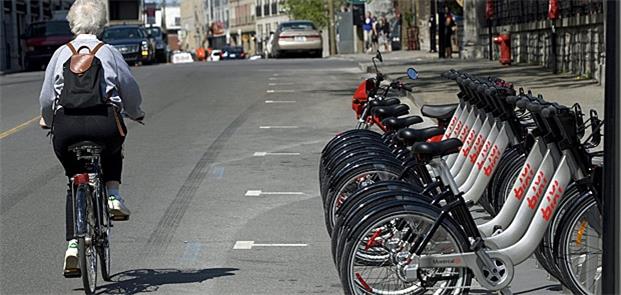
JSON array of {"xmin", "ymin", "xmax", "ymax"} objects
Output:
[{"xmin": 347, "ymin": 0, "xmax": 369, "ymax": 4}]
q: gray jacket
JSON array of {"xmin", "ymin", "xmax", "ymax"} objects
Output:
[{"xmin": 39, "ymin": 34, "xmax": 145, "ymax": 124}]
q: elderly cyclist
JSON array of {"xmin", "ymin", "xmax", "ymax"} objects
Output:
[{"xmin": 38, "ymin": 0, "xmax": 145, "ymax": 276}]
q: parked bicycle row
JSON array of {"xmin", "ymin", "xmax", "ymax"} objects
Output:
[{"xmin": 319, "ymin": 52, "xmax": 604, "ymax": 295}]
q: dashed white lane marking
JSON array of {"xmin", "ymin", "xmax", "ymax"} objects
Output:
[
  {"xmin": 233, "ymin": 241, "xmax": 308, "ymax": 249},
  {"xmin": 266, "ymin": 89, "xmax": 296, "ymax": 93},
  {"xmin": 265, "ymin": 100, "xmax": 296, "ymax": 104},
  {"xmin": 272, "ymin": 73, "xmax": 280, "ymax": 76},
  {"xmin": 244, "ymin": 190, "xmax": 305, "ymax": 197},
  {"xmin": 253, "ymin": 152, "xmax": 301, "ymax": 157},
  {"xmin": 268, "ymin": 82, "xmax": 294, "ymax": 86},
  {"xmin": 259, "ymin": 126, "xmax": 298, "ymax": 129}
]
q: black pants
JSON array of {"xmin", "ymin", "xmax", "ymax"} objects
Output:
[{"xmin": 52, "ymin": 105, "xmax": 126, "ymax": 240}]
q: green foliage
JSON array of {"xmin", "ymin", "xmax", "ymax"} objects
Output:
[{"xmin": 282, "ymin": 0, "xmax": 329, "ymax": 28}]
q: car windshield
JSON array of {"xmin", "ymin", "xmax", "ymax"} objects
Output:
[
  {"xmin": 279, "ymin": 22, "xmax": 316, "ymax": 31},
  {"xmin": 102, "ymin": 28, "xmax": 143, "ymax": 40},
  {"xmin": 146, "ymin": 27, "xmax": 162, "ymax": 38},
  {"xmin": 29, "ymin": 21, "xmax": 71, "ymax": 37}
]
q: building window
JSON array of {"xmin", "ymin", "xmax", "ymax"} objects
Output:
[
  {"xmin": 271, "ymin": 1, "xmax": 278, "ymax": 15},
  {"xmin": 256, "ymin": 0, "xmax": 262, "ymax": 17},
  {"xmin": 266, "ymin": 23, "xmax": 271, "ymax": 35},
  {"xmin": 264, "ymin": 0, "xmax": 270, "ymax": 16},
  {"xmin": 174, "ymin": 17, "xmax": 181, "ymax": 26}
]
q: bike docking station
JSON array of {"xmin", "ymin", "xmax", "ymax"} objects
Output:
[{"xmin": 318, "ymin": 49, "xmax": 606, "ymax": 295}]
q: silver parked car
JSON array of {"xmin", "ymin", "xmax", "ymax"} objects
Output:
[{"xmin": 270, "ymin": 20, "xmax": 322, "ymax": 58}]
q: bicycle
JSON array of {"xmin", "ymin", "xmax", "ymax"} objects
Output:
[
  {"xmin": 336, "ymin": 97, "xmax": 602, "ymax": 294},
  {"xmin": 66, "ymin": 141, "xmax": 113, "ymax": 294}
]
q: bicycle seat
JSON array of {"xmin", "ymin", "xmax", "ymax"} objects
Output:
[
  {"xmin": 412, "ymin": 138, "xmax": 462, "ymax": 157},
  {"xmin": 68, "ymin": 141, "xmax": 103, "ymax": 154},
  {"xmin": 420, "ymin": 103, "xmax": 458, "ymax": 120},
  {"xmin": 397, "ymin": 127, "xmax": 444, "ymax": 146},
  {"xmin": 382, "ymin": 115, "xmax": 423, "ymax": 132},
  {"xmin": 369, "ymin": 97, "xmax": 400, "ymax": 107},
  {"xmin": 372, "ymin": 104, "xmax": 410, "ymax": 119}
]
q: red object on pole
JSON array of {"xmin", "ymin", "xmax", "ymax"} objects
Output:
[
  {"xmin": 493, "ymin": 34, "xmax": 511, "ymax": 65},
  {"xmin": 486, "ymin": 0, "xmax": 494, "ymax": 20},
  {"xmin": 548, "ymin": 0, "xmax": 559, "ymax": 20}
]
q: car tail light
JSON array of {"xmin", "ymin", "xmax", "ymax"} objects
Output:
[
  {"xmin": 279, "ymin": 35, "xmax": 294, "ymax": 39},
  {"xmin": 306, "ymin": 34, "xmax": 321, "ymax": 39}
]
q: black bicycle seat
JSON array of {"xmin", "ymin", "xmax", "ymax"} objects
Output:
[
  {"xmin": 372, "ymin": 104, "xmax": 410, "ymax": 119},
  {"xmin": 382, "ymin": 115, "xmax": 423, "ymax": 131},
  {"xmin": 420, "ymin": 104, "xmax": 458, "ymax": 120},
  {"xmin": 68, "ymin": 141, "xmax": 103, "ymax": 154},
  {"xmin": 369, "ymin": 97, "xmax": 400, "ymax": 107},
  {"xmin": 413, "ymin": 138, "xmax": 462, "ymax": 157},
  {"xmin": 397, "ymin": 127, "xmax": 444, "ymax": 146}
]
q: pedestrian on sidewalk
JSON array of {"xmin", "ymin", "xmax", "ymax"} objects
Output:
[
  {"xmin": 371, "ymin": 20, "xmax": 380, "ymax": 53},
  {"xmin": 37, "ymin": 0, "xmax": 144, "ymax": 276},
  {"xmin": 380, "ymin": 16, "xmax": 391, "ymax": 52},
  {"xmin": 444, "ymin": 14, "xmax": 456, "ymax": 58},
  {"xmin": 363, "ymin": 12, "xmax": 374, "ymax": 52}
]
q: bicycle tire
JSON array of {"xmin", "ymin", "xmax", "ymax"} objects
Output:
[
  {"xmin": 555, "ymin": 192, "xmax": 601, "ymax": 294},
  {"xmin": 338, "ymin": 202, "xmax": 472, "ymax": 294},
  {"xmin": 487, "ymin": 147, "xmax": 525, "ymax": 214},
  {"xmin": 325, "ymin": 164, "xmax": 404, "ymax": 233},
  {"xmin": 77, "ymin": 186, "xmax": 97, "ymax": 294},
  {"xmin": 535, "ymin": 182, "xmax": 581, "ymax": 283},
  {"xmin": 98, "ymin": 184, "xmax": 112, "ymax": 281}
]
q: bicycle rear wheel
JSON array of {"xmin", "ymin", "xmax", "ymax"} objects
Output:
[
  {"xmin": 77, "ymin": 185, "xmax": 98, "ymax": 294},
  {"xmin": 98, "ymin": 185, "xmax": 112, "ymax": 281}
]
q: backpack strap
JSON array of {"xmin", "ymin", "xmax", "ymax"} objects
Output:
[
  {"xmin": 66, "ymin": 42, "xmax": 78, "ymax": 55},
  {"xmin": 91, "ymin": 42, "xmax": 105, "ymax": 55}
]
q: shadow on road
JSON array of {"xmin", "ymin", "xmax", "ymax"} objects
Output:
[{"xmin": 93, "ymin": 268, "xmax": 238, "ymax": 294}]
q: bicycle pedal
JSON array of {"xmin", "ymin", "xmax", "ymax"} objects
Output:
[
  {"xmin": 63, "ymin": 269, "xmax": 81, "ymax": 278},
  {"xmin": 111, "ymin": 215, "xmax": 129, "ymax": 221}
]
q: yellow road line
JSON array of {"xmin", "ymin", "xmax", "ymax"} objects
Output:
[{"xmin": 0, "ymin": 116, "xmax": 39, "ymax": 140}]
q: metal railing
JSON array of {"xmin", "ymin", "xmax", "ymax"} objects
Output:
[{"xmin": 493, "ymin": 0, "xmax": 604, "ymax": 26}]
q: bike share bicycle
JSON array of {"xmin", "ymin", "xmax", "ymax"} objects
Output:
[{"xmin": 319, "ymin": 61, "xmax": 603, "ymax": 294}]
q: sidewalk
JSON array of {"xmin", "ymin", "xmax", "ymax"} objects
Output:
[{"xmin": 348, "ymin": 50, "xmax": 604, "ymax": 119}]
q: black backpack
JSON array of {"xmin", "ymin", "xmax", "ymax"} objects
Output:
[{"xmin": 57, "ymin": 42, "xmax": 109, "ymax": 109}]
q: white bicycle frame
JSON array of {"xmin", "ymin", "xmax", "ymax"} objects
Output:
[{"xmin": 408, "ymin": 148, "xmax": 585, "ymax": 291}]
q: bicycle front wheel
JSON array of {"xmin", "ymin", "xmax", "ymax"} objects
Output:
[
  {"xmin": 556, "ymin": 194, "xmax": 602, "ymax": 295},
  {"xmin": 339, "ymin": 203, "xmax": 472, "ymax": 294}
]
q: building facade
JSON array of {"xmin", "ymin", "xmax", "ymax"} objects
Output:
[
  {"xmin": 179, "ymin": 0, "xmax": 208, "ymax": 51},
  {"xmin": 463, "ymin": 0, "xmax": 605, "ymax": 81},
  {"xmin": 254, "ymin": 0, "xmax": 288, "ymax": 54},
  {"xmin": 229, "ymin": 0, "xmax": 255, "ymax": 54}
]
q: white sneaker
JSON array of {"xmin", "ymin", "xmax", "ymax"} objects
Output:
[
  {"xmin": 108, "ymin": 195, "xmax": 130, "ymax": 221},
  {"xmin": 63, "ymin": 239, "xmax": 80, "ymax": 277}
]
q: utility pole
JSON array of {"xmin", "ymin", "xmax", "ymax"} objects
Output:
[
  {"xmin": 161, "ymin": 0, "xmax": 167, "ymax": 30},
  {"xmin": 327, "ymin": 0, "xmax": 337, "ymax": 55}
]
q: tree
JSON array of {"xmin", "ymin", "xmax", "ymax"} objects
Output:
[{"xmin": 282, "ymin": 0, "xmax": 329, "ymax": 28}]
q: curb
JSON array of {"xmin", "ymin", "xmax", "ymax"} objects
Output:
[{"xmin": 0, "ymin": 69, "xmax": 22, "ymax": 76}]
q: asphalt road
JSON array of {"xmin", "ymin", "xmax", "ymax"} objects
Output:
[
  {"xmin": 1, "ymin": 58, "xmax": 564, "ymax": 294},
  {"xmin": 1, "ymin": 58, "xmax": 361, "ymax": 294}
]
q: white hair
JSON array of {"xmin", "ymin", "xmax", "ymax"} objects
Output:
[{"xmin": 67, "ymin": 0, "xmax": 107, "ymax": 35}]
